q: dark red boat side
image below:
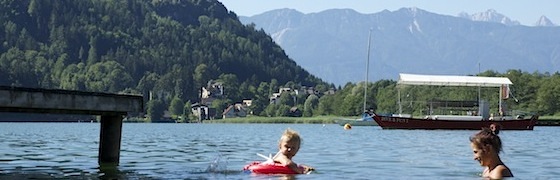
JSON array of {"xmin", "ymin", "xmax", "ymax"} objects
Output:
[{"xmin": 372, "ymin": 115, "xmax": 538, "ymax": 130}]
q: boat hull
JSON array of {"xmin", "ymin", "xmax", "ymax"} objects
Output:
[{"xmin": 372, "ymin": 115, "xmax": 537, "ymax": 130}]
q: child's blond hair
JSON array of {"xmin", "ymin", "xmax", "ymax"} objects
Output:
[{"xmin": 279, "ymin": 128, "xmax": 301, "ymax": 144}]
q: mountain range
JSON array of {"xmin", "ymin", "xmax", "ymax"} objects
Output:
[{"xmin": 239, "ymin": 8, "xmax": 560, "ymax": 85}]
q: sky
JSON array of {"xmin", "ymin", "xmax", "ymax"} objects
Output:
[{"xmin": 219, "ymin": 0, "xmax": 559, "ymax": 26}]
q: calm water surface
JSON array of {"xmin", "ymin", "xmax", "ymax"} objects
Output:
[{"xmin": 0, "ymin": 123, "xmax": 558, "ymax": 179}]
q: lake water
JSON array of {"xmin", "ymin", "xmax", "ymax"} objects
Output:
[{"xmin": 0, "ymin": 123, "xmax": 558, "ymax": 179}]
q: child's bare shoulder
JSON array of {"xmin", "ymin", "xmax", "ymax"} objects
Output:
[{"xmin": 273, "ymin": 155, "xmax": 292, "ymax": 165}]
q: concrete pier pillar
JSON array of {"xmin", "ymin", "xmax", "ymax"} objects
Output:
[{"xmin": 98, "ymin": 114, "xmax": 124, "ymax": 165}]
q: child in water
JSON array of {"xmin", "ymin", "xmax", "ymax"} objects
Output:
[
  {"xmin": 469, "ymin": 127, "xmax": 513, "ymax": 179},
  {"xmin": 272, "ymin": 128, "xmax": 313, "ymax": 174}
]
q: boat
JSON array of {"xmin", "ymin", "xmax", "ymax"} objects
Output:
[
  {"xmin": 371, "ymin": 73, "xmax": 538, "ymax": 130},
  {"xmin": 335, "ymin": 30, "xmax": 378, "ymax": 127},
  {"xmin": 334, "ymin": 113, "xmax": 378, "ymax": 126}
]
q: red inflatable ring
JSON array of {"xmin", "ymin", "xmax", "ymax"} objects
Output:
[{"xmin": 243, "ymin": 161, "xmax": 304, "ymax": 174}]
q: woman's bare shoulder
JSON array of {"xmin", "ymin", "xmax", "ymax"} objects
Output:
[{"xmin": 490, "ymin": 165, "xmax": 513, "ymax": 178}]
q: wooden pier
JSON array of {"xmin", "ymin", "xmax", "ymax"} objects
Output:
[{"xmin": 0, "ymin": 86, "xmax": 143, "ymax": 165}]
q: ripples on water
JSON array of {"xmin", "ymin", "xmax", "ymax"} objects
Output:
[{"xmin": 0, "ymin": 123, "xmax": 558, "ymax": 179}]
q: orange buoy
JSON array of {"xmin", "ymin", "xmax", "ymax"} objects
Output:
[{"xmin": 344, "ymin": 123, "xmax": 352, "ymax": 130}]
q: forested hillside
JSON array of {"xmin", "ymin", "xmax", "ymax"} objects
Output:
[{"xmin": 0, "ymin": 0, "xmax": 330, "ymax": 119}]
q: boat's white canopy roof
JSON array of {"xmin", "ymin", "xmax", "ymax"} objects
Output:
[{"xmin": 398, "ymin": 73, "xmax": 512, "ymax": 87}]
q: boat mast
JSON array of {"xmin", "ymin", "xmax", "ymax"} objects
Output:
[
  {"xmin": 499, "ymin": 85, "xmax": 503, "ymax": 116},
  {"xmin": 363, "ymin": 29, "xmax": 372, "ymax": 112},
  {"xmin": 478, "ymin": 63, "xmax": 481, "ymax": 103}
]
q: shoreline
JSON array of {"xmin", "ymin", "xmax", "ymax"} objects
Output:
[
  {"xmin": 203, "ymin": 116, "xmax": 560, "ymax": 126},
  {"xmin": 1, "ymin": 116, "xmax": 559, "ymax": 126}
]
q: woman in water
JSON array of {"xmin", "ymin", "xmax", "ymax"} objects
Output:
[{"xmin": 469, "ymin": 127, "xmax": 513, "ymax": 179}]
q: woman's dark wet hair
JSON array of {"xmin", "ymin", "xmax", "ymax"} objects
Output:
[{"xmin": 470, "ymin": 127, "xmax": 503, "ymax": 153}]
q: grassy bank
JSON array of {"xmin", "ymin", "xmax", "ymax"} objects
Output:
[
  {"xmin": 538, "ymin": 116, "xmax": 560, "ymax": 121},
  {"xmin": 536, "ymin": 116, "xmax": 560, "ymax": 126},
  {"xmin": 203, "ymin": 116, "xmax": 338, "ymax": 124}
]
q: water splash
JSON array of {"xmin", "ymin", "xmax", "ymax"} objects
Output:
[
  {"xmin": 205, "ymin": 154, "xmax": 224, "ymax": 173},
  {"xmin": 204, "ymin": 152, "xmax": 241, "ymax": 175}
]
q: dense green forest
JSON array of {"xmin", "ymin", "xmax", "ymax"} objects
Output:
[
  {"xmin": 0, "ymin": 0, "xmax": 331, "ymax": 120},
  {"xmin": 1, "ymin": 0, "xmax": 559, "ymax": 121}
]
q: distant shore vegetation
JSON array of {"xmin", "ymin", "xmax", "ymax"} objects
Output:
[{"xmin": 203, "ymin": 116, "xmax": 337, "ymax": 124}]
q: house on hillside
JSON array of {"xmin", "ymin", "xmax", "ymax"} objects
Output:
[
  {"xmin": 323, "ymin": 88, "xmax": 336, "ymax": 95},
  {"xmin": 269, "ymin": 87, "xmax": 326, "ymax": 104},
  {"xmin": 201, "ymin": 80, "xmax": 223, "ymax": 105},
  {"xmin": 242, "ymin": 99, "xmax": 253, "ymax": 115},
  {"xmin": 270, "ymin": 87, "xmax": 293, "ymax": 104},
  {"xmin": 222, "ymin": 103, "xmax": 247, "ymax": 119},
  {"xmin": 191, "ymin": 103, "xmax": 216, "ymax": 122},
  {"xmin": 195, "ymin": 80, "xmax": 224, "ymax": 120},
  {"xmin": 242, "ymin": 99, "xmax": 252, "ymax": 107},
  {"xmin": 289, "ymin": 107, "xmax": 302, "ymax": 117},
  {"xmin": 150, "ymin": 111, "xmax": 176, "ymax": 123}
]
